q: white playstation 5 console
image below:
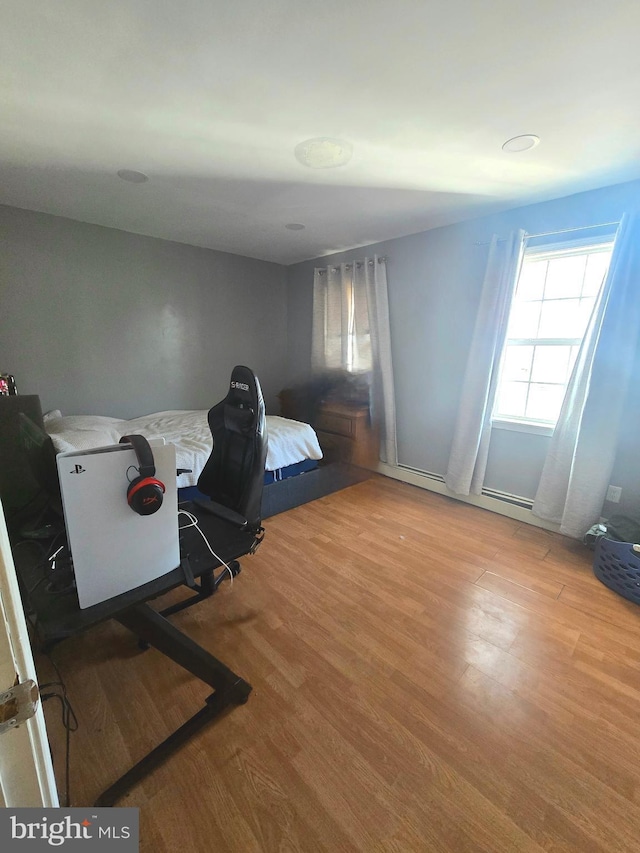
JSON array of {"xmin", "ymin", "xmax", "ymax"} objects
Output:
[{"xmin": 56, "ymin": 439, "xmax": 180, "ymax": 609}]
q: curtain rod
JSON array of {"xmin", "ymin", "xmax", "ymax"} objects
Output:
[
  {"xmin": 474, "ymin": 220, "xmax": 620, "ymax": 246},
  {"xmin": 316, "ymin": 256, "xmax": 387, "ymax": 274}
]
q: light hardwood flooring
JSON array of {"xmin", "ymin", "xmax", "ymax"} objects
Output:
[{"xmin": 39, "ymin": 475, "xmax": 640, "ymax": 852}]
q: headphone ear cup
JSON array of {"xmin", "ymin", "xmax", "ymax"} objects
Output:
[{"xmin": 127, "ymin": 476, "xmax": 165, "ymax": 516}]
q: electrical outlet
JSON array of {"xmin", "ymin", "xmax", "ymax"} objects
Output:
[{"xmin": 606, "ymin": 485, "xmax": 622, "ymax": 503}]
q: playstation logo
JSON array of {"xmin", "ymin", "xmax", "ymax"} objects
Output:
[{"xmin": 70, "ymin": 464, "xmax": 86, "ymax": 474}]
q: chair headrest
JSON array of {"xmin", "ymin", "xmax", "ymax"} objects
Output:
[{"xmin": 226, "ymin": 365, "xmax": 261, "ymax": 409}]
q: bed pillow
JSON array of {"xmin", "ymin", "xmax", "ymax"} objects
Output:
[
  {"xmin": 43, "ymin": 409, "xmax": 63, "ymax": 423},
  {"xmin": 45, "ymin": 414, "xmax": 125, "ymax": 454}
]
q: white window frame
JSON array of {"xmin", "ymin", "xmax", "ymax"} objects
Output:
[{"xmin": 492, "ymin": 233, "xmax": 615, "ymax": 436}]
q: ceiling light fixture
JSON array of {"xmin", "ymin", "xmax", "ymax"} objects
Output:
[
  {"xmin": 285, "ymin": 223, "xmax": 305, "ymax": 230},
  {"xmin": 117, "ymin": 169, "xmax": 149, "ymax": 183},
  {"xmin": 502, "ymin": 135, "xmax": 540, "ymax": 153},
  {"xmin": 294, "ymin": 137, "xmax": 353, "ymax": 169}
]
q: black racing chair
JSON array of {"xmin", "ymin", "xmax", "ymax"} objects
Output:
[
  {"xmin": 196, "ymin": 364, "xmax": 267, "ymax": 532},
  {"xmin": 159, "ymin": 365, "xmax": 267, "ymax": 618}
]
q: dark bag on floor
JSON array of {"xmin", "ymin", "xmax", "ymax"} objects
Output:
[
  {"xmin": 606, "ymin": 515, "xmax": 640, "ymax": 543},
  {"xmin": 583, "ymin": 515, "xmax": 640, "ymax": 549}
]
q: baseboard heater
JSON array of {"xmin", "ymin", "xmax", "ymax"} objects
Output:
[
  {"xmin": 397, "ymin": 465, "xmax": 445, "ymax": 483},
  {"xmin": 480, "ymin": 487, "xmax": 533, "ymax": 510},
  {"xmin": 396, "ymin": 465, "xmax": 534, "ymax": 509}
]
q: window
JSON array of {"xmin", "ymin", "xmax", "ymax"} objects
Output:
[
  {"xmin": 493, "ymin": 237, "xmax": 614, "ymax": 430},
  {"xmin": 313, "ymin": 265, "xmax": 372, "ymax": 375},
  {"xmin": 345, "ymin": 281, "xmax": 372, "ymax": 373}
]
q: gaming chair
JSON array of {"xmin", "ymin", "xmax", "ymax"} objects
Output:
[
  {"xmin": 158, "ymin": 366, "xmax": 267, "ymax": 619},
  {"xmin": 196, "ymin": 364, "xmax": 267, "ymax": 531}
]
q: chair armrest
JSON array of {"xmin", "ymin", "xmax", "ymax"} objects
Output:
[{"xmin": 192, "ymin": 499, "xmax": 248, "ymax": 529}]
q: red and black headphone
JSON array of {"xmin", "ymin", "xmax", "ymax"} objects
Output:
[{"xmin": 119, "ymin": 434, "xmax": 165, "ymax": 516}]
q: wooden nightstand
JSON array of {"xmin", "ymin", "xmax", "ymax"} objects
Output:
[{"xmin": 314, "ymin": 400, "xmax": 379, "ymax": 468}]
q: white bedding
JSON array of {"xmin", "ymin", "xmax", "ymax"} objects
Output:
[{"xmin": 44, "ymin": 410, "xmax": 323, "ymax": 488}]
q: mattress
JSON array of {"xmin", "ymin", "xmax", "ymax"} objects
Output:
[{"xmin": 44, "ymin": 410, "xmax": 323, "ymax": 488}]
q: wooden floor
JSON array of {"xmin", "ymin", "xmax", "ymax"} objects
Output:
[{"xmin": 39, "ymin": 476, "xmax": 640, "ymax": 852}]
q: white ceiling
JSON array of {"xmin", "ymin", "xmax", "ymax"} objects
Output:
[{"xmin": 2, "ymin": 0, "xmax": 640, "ymax": 265}]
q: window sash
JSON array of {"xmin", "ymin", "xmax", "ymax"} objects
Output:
[
  {"xmin": 505, "ymin": 337, "xmax": 581, "ymax": 347},
  {"xmin": 492, "ymin": 237, "xmax": 613, "ymax": 430}
]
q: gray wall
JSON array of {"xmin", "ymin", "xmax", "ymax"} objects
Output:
[
  {"xmin": 0, "ymin": 205, "xmax": 288, "ymax": 417},
  {"xmin": 286, "ymin": 178, "xmax": 640, "ymax": 509}
]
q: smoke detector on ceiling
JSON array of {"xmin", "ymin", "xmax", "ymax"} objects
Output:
[{"xmin": 294, "ymin": 137, "xmax": 353, "ymax": 168}]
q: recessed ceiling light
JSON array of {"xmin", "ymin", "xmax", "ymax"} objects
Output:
[
  {"xmin": 502, "ymin": 135, "xmax": 540, "ymax": 153},
  {"xmin": 117, "ymin": 169, "xmax": 149, "ymax": 183},
  {"xmin": 285, "ymin": 223, "xmax": 305, "ymax": 230},
  {"xmin": 294, "ymin": 137, "xmax": 353, "ymax": 169}
]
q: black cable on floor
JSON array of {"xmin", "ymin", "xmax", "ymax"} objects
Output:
[{"xmin": 40, "ymin": 654, "xmax": 78, "ymax": 807}]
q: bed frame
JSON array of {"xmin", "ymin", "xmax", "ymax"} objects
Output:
[
  {"xmin": 261, "ymin": 461, "xmax": 372, "ymax": 518},
  {"xmin": 179, "ymin": 462, "xmax": 372, "ymax": 519}
]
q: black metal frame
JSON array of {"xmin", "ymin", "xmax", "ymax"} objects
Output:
[
  {"xmin": 157, "ymin": 560, "xmax": 240, "ymax": 619},
  {"xmin": 13, "ymin": 501, "xmax": 261, "ymax": 808},
  {"xmin": 95, "ymin": 601, "xmax": 251, "ymax": 807}
]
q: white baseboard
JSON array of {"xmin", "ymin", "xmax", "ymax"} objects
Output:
[{"xmin": 376, "ymin": 462, "xmax": 561, "ymax": 534}]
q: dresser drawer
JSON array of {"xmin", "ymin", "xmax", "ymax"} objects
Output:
[
  {"xmin": 315, "ymin": 430, "xmax": 354, "ymax": 463},
  {"xmin": 315, "ymin": 410, "xmax": 355, "ymax": 437}
]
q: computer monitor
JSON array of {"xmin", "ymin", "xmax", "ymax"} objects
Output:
[
  {"xmin": 18, "ymin": 412, "xmax": 63, "ymax": 520},
  {"xmin": 0, "ymin": 395, "xmax": 48, "ymax": 515}
]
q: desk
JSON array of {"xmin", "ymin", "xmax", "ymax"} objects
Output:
[{"xmin": 13, "ymin": 502, "xmax": 259, "ymax": 807}]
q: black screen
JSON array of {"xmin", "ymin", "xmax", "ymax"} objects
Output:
[{"xmin": 18, "ymin": 413, "xmax": 63, "ymax": 517}]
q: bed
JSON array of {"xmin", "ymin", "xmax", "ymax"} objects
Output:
[
  {"xmin": 41, "ymin": 407, "xmax": 372, "ymax": 518},
  {"xmin": 43, "ymin": 409, "xmax": 324, "ymax": 505}
]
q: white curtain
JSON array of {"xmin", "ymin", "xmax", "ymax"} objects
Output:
[
  {"xmin": 532, "ymin": 213, "xmax": 640, "ymax": 538},
  {"xmin": 444, "ymin": 230, "xmax": 525, "ymax": 495},
  {"xmin": 311, "ymin": 263, "xmax": 370, "ymax": 373},
  {"xmin": 312, "ymin": 256, "xmax": 398, "ymax": 465}
]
